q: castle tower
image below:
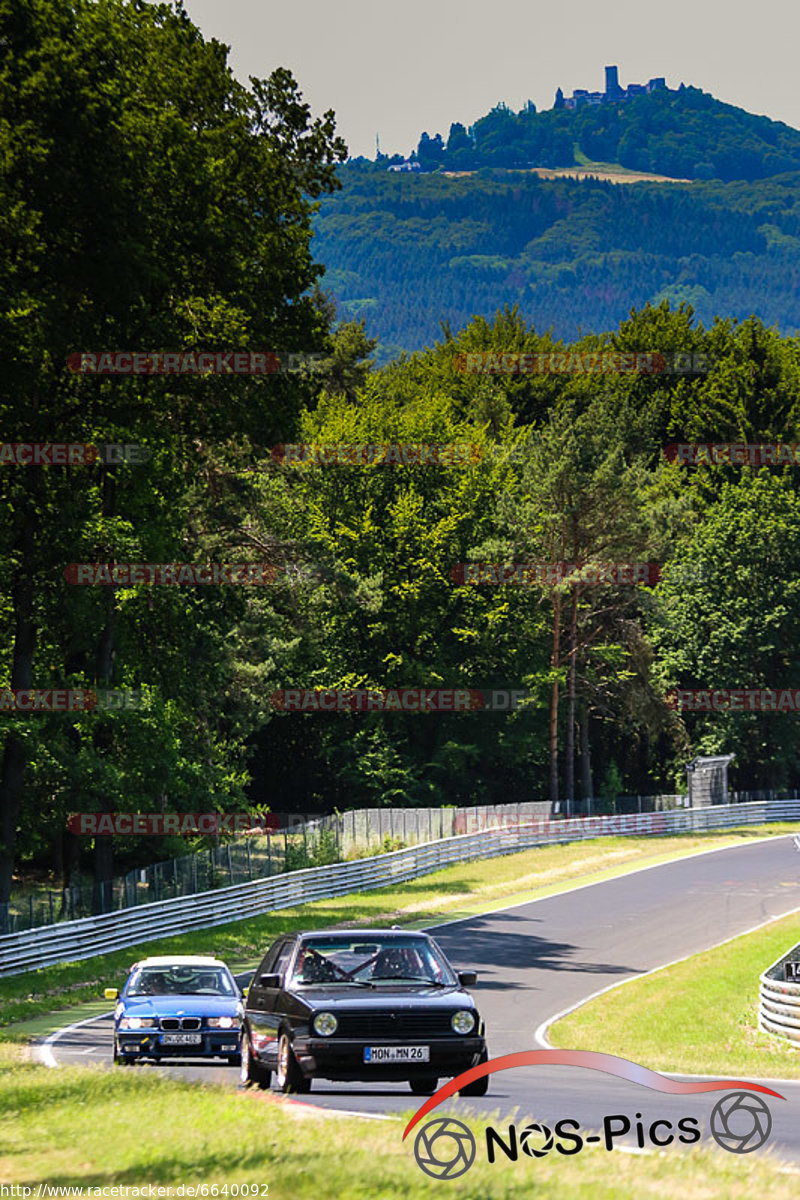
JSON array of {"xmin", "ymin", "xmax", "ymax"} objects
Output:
[{"xmin": 605, "ymin": 65, "xmax": 620, "ymax": 96}]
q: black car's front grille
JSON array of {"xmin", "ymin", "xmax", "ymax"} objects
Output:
[
  {"xmin": 332, "ymin": 1010, "xmax": 459, "ymax": 1039},
  {"xmin": 159, "ymin": 1017, "xmax": 202, "ymax": 1031}
]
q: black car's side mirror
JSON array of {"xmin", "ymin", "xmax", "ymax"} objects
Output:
[
  {"xmin": 259, "ymin": 973, "xmax": 281, "ymax": 988},
  {"xmin": 458, "ymin": 971, "xmax": 478, "ymax": 987}
]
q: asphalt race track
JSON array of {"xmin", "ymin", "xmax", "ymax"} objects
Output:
[{"xmin": 41, "ymin": 836, "xmax": 800, "ymax": 1163}]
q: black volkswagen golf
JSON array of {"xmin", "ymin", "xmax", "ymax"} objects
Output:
[{"xmin": 240, "ymin": 928, "xmax": 488, "ymax": 1095}]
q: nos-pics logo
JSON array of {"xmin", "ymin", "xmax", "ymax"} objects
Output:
[{"xmin": 404, "ymin": 1050, "xmax": 782, "ymax": 1179}]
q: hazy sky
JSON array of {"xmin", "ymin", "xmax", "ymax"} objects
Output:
[{"xmin": 181, "ymin": 0, "xmax": 800, "ymax": 160}]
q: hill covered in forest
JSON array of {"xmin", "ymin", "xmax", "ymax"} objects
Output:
[
  {"xmin": 399, "ymin": 83, "xmax": 800, "ymax": 182},
  {"xmin": 313, "ymin": 165, "xmax": 800, "ymax": 359}
]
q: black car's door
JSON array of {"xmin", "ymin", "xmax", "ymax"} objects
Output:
[{"xmin": 248, "ymin": 938, "xmax": 297, "ymax": 1066}]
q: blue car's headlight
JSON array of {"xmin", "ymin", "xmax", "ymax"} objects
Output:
[
  {"xmin": 119, "ymin": 1017, "xmax": 157, "ymax": 1030},
  {"xmin": 207, "ymin": 1016, "xmax": 241, "ymax": 1029}
]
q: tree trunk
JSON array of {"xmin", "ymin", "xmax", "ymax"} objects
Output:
[
  {"xmin": 91, "ymin": 469, "xmax": 117, "ymax": 914},
  {"xmin": 549, "ymin": 589, "xmax": 561, "ymax": 812},
  {"xmin": 565, "ymin": 585, "xmax": 578, "ymax": 808},
  {"xmin": 580, "ymin": 701, "xmax": 594, "ymax": 803},
  {"xmin": 0, "ymin": 484, "xmax": 39, "ymax": 905}
]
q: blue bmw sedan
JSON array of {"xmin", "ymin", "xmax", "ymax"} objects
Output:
[{"xmin": 105, "ymin": 955, "xmax": 243, "ymax": 1065}]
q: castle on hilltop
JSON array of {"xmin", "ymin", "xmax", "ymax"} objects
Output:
[{"xmin": 555, "ymin": 66, "xmax": 667, "ymax": 110}]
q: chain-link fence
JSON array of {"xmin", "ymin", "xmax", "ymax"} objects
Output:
[{"xmin": 3, "ymin": 787, "xmax": 796, "ymax": 934}]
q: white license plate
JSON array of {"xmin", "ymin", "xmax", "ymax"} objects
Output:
[
  {"xmin": 220, "ymin": 1044, "xmax": 238, "ymax": 1053},
  {"xmin": 364, "ymin": 1045, "xmax": 429, "ymax": 1063},
  {"xmin": 161, "ymin": 1033, "xmax": 202, "ymax": 1045}
]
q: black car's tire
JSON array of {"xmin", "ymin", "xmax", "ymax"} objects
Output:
[
  {"xmin": 240, "ymin": 1037, "xmax": 271, "ymax": 1090},
  {"xmin": 227, "ymin": 1053, "xmax": 242, "ymax": 1067},
  {"xmin": 458, "ymin": 1049, "xmax": 489, "ymax": 1096},
  {"xmin": 409, "ymin": 1077, "xmax": 439, "ymax": 1095},
  {"xmin": 275, "ymin": 1032, "xmax": 311, "ymax": 1094}
]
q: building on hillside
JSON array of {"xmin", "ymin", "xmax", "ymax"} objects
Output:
[
  {"xmin": 387, "ymin": 160, "xmax": 422, "ymax": 172},
  {"xmin": 559, "ymin": 66, "xmax": 667, "ymax": 110}
]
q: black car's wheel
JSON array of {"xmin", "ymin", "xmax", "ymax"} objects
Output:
[
  {"xmin": 275, "ymin": 1031, "xmax": 311, "ymax": 1094},
  {"xmin": 458, "ymin": 1049, "xmax": 489, "ymax": 1096},
  {"xmin": 240, "ymin": 1037, "xmax": 271, "ymax": 1089},
  {"xmin": 409, "ymin": 1077, "xmax": 439, "ymax": 1095},
  {"xmin": 227, "ymin": 1052, "xmax": 242, "ymax": 1067}
]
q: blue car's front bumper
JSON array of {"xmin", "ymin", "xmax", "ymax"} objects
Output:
[{"xmin": 116, "ymin": 1030, "xmax": 241, "ymax": 1059}]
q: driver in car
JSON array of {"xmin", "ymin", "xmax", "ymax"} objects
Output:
[
  {"xmin": 371, "ymin": 947, "xmax": 421, "ymax": 978},
  {"xmin": 297, "ymin": 949, "xmax": 338, "ymax": 983}
]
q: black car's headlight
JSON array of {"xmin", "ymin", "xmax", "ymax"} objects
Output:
[
  {"xmin": 207, "ymin": 1016, "xmax": 241, "ymax": 1029},
  {"xmin": 119, "ymin": 1017, "xmax": 157, "ymax": 1030},
  {"xmin": 312, "ymin": 1012, "xmax": 339, "ymax": 1036},
  {"xmin": 451, "ymin": 1010, "xmax": 476, "ymax": 1035}
]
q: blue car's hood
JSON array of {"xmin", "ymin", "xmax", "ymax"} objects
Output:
[{"xmin": 120, "ymin": 995, "xmax": 240, "ymax": 1018}]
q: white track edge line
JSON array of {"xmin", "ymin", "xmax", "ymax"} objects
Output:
[
  {"xmin": 37, "ymin": 1009, "xmax": 114, "ymax": 1068},
  {"xmin": 533, "ymin": 901, "xmax": 800, "ymax": 1087}
]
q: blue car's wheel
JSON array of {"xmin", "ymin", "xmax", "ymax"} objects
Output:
[{"xmin": 113, "ymin": 1039, "xmax": 135, "ymax": 1065}]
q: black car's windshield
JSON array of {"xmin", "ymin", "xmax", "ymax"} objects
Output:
[
  {"xmin": 127, "ymin": 965, "xmax": 236, "ymax": 996},
  {"xmin": 289, "ymin": 937, "xmax": 456, "ymax": 986}
]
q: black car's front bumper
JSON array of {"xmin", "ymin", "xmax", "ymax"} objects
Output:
[
  {"xmin": 290, "ymin": 1036, "xmax": 486, "ymax": 1081},
  {"xmin": 116, "ymin": 1031, "xmax": 241, "ymax": 1059}
]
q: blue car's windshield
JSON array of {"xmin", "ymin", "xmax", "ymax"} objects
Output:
[
  {"xmin": 127, "ymin": 966, "xmax": 235, "ymax": 996},
  {"xmin": 289, "ymin": 937, "xmax": 456, "ymax": 986}
]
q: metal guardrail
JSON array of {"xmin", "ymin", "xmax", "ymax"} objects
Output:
[
  {"xmin": 2, "ymin": 799, "xmax": 799, "ymax": 979},
  {"xmin": 759, "ymin": 940, "xmax": 800, "ymax": 1044}
]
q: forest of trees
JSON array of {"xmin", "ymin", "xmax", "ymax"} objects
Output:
[
  {"xmin": 405, "ymin": 85, "xmax": 800, "ymax": 180},
  {"xmin": 314, "ymin": 167, "xmax": 800, "ymax": 358},
  {"xmin": 5, "ymin": 2, "xmax": 800, "ymax": 907}
]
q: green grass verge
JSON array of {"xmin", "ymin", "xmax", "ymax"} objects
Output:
[
  {"xmin": 550, "ymin": 909, "xmax": 800, "ymax": 1078},
  {"xmin": 2, "ymin": 824, "xmax": 796, "ymax": 1033},
  {"xmin": 0, "ymin": 1042, "xmax": 797, "ymax": 1196}
]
